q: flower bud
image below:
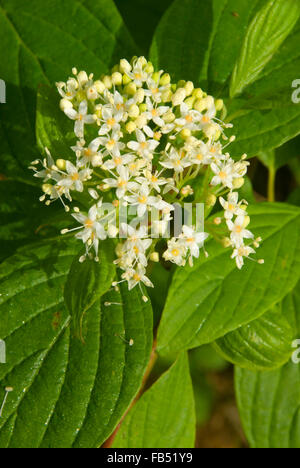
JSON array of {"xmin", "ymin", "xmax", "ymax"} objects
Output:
[
  {"xmin": 152, "ymin": 72, "xmax": 160, "ymax": 83},
  {"xmin": 56, "ymin": 159, "xmax": 66, "ymax": 170},
  {"xmin": 193, "ymin": 88, "xmax": 204, "ymax": 99},
  {"xmin": 184, "ymin": 96, "xmax": 195, "ymax": 109},
  {"xmin": 150, "ymin": 252, "xmax": 159, "ymax": 263},
  {"xmin": 108, "ymin": 225, "xmax": 119, "ymax": 238},
  {"xmin": 206, "ymin": 194, "xmax": 217, "ymax": 207},
  {"xmin": 163, "ymin": 111, "xmax": 175, "ymax": 123},
  {"xmin": 135, "ymin": 114, "xmax": 147, "ymax": 128},
  {"xmin": 172, "ymin": 88, "xmax": 186, "ymax": 106},
  {"xmin": 122, "ymin": 74, "xmax": 132, "ymax": 85},
  {"xmin": 139, "ymin": 103, "xmax": 147, "ymax": 113},
  {"xmin": 126, "ymin": 121, "xmax": 136, "ymax": 134},
  {"xmin": 160, "ymin": 73, "xmax": 171, "ymax": 86},
  {"xmin": 233, "ymin": 177, "xmax": 245, "ymax": 189},
  {"xmin": 135, "ymin": 88, "xmax": 145, "ymax": 103},
  {"xmin": 215, "ymin": 99, "xmax": 224, "ymax": 111},
  {"xmin": 184, "ymin": 81, "xmax": 194, "ymax": 96},
  {"xmin": 128, "ymin": 104, "xmax": 140, "ymax": 118},
  {"xmin": 180, "ymin": 129, "xmax": 191, "ymax": 139},
  {"xmin": 94, "ymin": 80, "xmax": 105, "ymax": 94},
  {"xmin": 181, "ymin": 185, "xmax": 193, "ymax": 197},
  {"xmin": 124, "ymin": 82, "xmax": 137, "ymax": 96},
  {"xmin": 144, "ymin": 62, "xmax": 154, "ymax": 74},
  {"xmin": 60, "ymin": 99, "xmax": 73, "ymax": 111},
  {"xmin": 120, "ymin": 59, "xmax": 132, "ymax": 73},
  {"xmin": 194, "ymin": 99, "xmax": 206, "ymax": 112},
  {"xmin": 77, "ymin": 71, "xmax": 88, "ymax": 87},
  {"xmin": 161, "ymin": 89, "xmax": 173, "ymax": 102},
  {"xmin": 112, "ymin": 72, "xmax": 122, "ymax": 86},
  {"xmin": 42, "ymin": 184, "xmax": 53, "ymax": 195},
  {"xmin": 222, "ymin": 237, "xmax": 231, "ymax": 248},
  {"xmin": 103, "ymin": 75, "xmax": 112, "ymax": 89}
]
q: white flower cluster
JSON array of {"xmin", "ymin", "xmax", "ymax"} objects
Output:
[{"xmin": 30, "ymin": 56, "xmax": 263, "ymax": 295}]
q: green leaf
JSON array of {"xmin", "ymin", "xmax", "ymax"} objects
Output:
[
  {"xmin": 0, "ymin": 0, "xmax": 136, "ymax": 179},
  {"xmin": 235, "ymin": 282, "xmax": 300, "ymax": 448},
  {"xmin": 0, "ymin": 179, "xmax": 66, "ymax": 262},
  {"xmin": 215, "ymin": 305, "xmax": 294, "ymax": 370},
  {"xmin": 112, "ymin": 352, "xmax": 196, "ymax": 448},
  {"xmin": 36, "ymin": 84, "xmax": 75, "ymax": 158},
  {"xmin": 0, "ymin": 240, "xmax": 153, "ymax": 448},
  {"xmin": 157, "ymin": 203, "xmax": 300, "ymax": 355},
  {"xmin": 64, "ymin": 241, "xmax": 115, "ymax": 339},
  {"xmin": 230, "ymin": 0, "xmax": 300, "ymax": 97},
  {"xmin": 115, "ymin": 0, "xmax": 173, "ymax": 55},
  {"xmin": 150, "ymin": 0, "xmax": 217, "ymax": 84}
]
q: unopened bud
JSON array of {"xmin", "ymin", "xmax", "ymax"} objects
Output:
[
  {"xmin": 144, "ymin": 62, "xmax": 154, "ymax": 74},
  {"xmin": 184, "ymin": 81, "xmax": 194, "ymax": 96},
  {"xmin": 135, "ymin": 88, "xmax": 145, "ymax": 103},
  {"xmin": 150, "ymin": 252, "xmax": 159, "ymax": 262},
  {"xmin": 126, "ymin": 121, "xmax": 136, "ymax": 134},
  {"xmin": 56, "ymin": 159, "xmax": 66, "ymax": 170},
  {"xmin": 233, "ymin": 177, "xmax": 245, "ymax": 189},
  {"xmin": 60, "ymin": 99, "xmax": 73, "ymax": 111},
  {"xmin": 172, "ymin": 88, "xmax": 186, "ymax": 106},
  {"xmin": 120, "ymin": 59, "xmax": 132, "ymax": 73},
  {"xmin": 214, "ymin": 217, "xmax": 222, "ymax": 225},
  {"xmin": 77, "ymin": 71, "xmax": 88, "ymax": 87},
  {"xmin": 180, "ymin": 128, "xmax": 191, "ymax": 139},
  {"xmin": 160, "ymin": 73, "xmax": 171, "ymax": 86},
  {"xmin": 128, "ymin": 104, "xmax": 140, "ymax": 118},
  {"xmin": 206, "ymin": 194, "xmax": 217, "ymax": 207},
  {"xmin": 103, "ymin": 75, "xmax": 112, "ymax": 89},
  {"xmin": 112, "ymin": 72, "xmax": 122, "ymax": 86},
  {"xmin": 124, "ymin": 82, "xmax": 137, "ymax": 96},
  {"xmin": 215, "ymin": 99, "xmax": 224, "ymax": 111},
  {"xmin": 193, "ymin": 88, "xmax": 204, "ymax": 99}
]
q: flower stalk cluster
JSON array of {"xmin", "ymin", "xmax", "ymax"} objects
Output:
[{"xmin": 30, "ymin": 56, "xmax": 263, "ymax": 295}]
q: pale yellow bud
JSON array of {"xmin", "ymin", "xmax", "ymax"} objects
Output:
[
  {"xmin": 233, "ymin": 177, "xmax": 245, "ymax": 189},
  {"xmin": 180, "ymin": 129, "xmax": 191, "ymax": 139},
  {"xmin": 125, "ymin": 121, "xmax": 136, "ymax": 134},
  {"xmin": 206, "ymin": 194, "xmax": 217, "ymax": 207},
  {"xmin": 77, "ymin": 71, "xmax": 88, "ymax": 87},
  {"xmin": 172, "ymin": 88, "xmax": 186, "ymax": 106},
  {"xmin": 184, "ymin": 81, "xmax": 194, "ymax": 96},
  {"xmin": 94, "ymin": 80, "xmax": 105, "ymax": 94},
  {"xmin": 139, "ymin": 103, "xmax": 147, "ymax": 113},
  {"xmin": 103, "ymin": 75, "xmax": 112, "ymax": 89},
  {"xmin": 56, "ymin": 159, "xmax": 66, "ymax": 170},
  {"xmin": 150, "ymin": 252, "xmax": 159, "ymax": 263},
  {"xmin": 120, "ymin": 59, "xmax": 132, "ymax": 73},
  {"xmin": 60, "ymin": 99, "xmax": 73, "ymax": 112},
  {"xmin": 161, "ymin": 89, "xmax": 173, "ymax": 102},
  {"xmin": 215, "ymin": 99, "xmax": 224, "ymax": 111},
  {"xmin": 122, "ymin": 74, "xmax": 132, "ymax": 85},
  {"xmin": 152, "ymin": 72, "xmax": 160, "ymax": 83},
  {"xmin": 108, "ymin": 225, "xmax": 119, "ymax": 238},
  {"xmin": 135, "ymin": 88, "xmax": 145, "ymax": 104},
  {"xmin": 194, "ymin": 99, "xmax": 206, "ymax": 112},
  {"xmin": 124, "ymin": 82, "xmax": 137, "ymax": 96},
  {"xmin": 86, "ymin": 86, "xmax": 98, "ymax": 100},
  {"xmin": 214, "ymin": 217, "xmax": 222, "ymax": 225},
  {"xmin": 163, "ymin": 111, "xmax": 175, "ymax": 123},
  {"xmin": 144, "ymin": 62, "xmax": 154, "ymax": 74},
  {"xmin": 128, "ymin": 104, "xmax": 140, "ymax": 118},
  {"xmin": 160, "ymin": 73, "xmax": 171, "ymax": 86},
  {"xmin": 42, "ymin": 184, "xmax": 53, "ymax": 195},
  {"xmin": 112, "ymin": 72, "xmax": 122, "ymax": 86},
  {"xmin": 184, "ymin": 96, "xmax": 195, "ymax": 109},
  {"xmin": 193, "ymin": 88, "xmax": 204, "ymax": 99}
]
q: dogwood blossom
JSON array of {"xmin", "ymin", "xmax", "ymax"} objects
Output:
[{"xmin": 31, "ymin": 56, "xmax": 262, "ymax": 294}]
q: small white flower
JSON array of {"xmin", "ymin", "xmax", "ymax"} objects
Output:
[
  {"xmin": 180, "ymin": 226, "xmax": 209, "ymax": 259},
  {"xmin": 72, "ymin": 138, "xmax": 103, "ymax": 167},
  {"xmin": 125, "ymin": 183, "xmax": 159, "ymax": 218},
  {"xmin": 102, "ymin": 153, "xmax": 135, "ymax": 171},
  {"xmin": 227, "ymin": 215, "xmax": 254, "ymax": 245},
  {"xmin": 231, "ymin": 245, "xmax": 256, "ymax": 270},
  {"xmin": 98, "ymin": 106, "xmax": 122, "ymax": 135},
  {"xmin": 64, "ymin": 100, "xmax": 95, "ymax": 138},
  {"xmin": 144, "ymin": 98, "xmax": 169, "ymax": 127},
  {"xmin": 57, "ymin": 161, "xmax": 92, "ymax": 195},
  {"xmin": 211, "ymin": 162, "xmax": 235, "ymax": 189},
  {"xmin": 124, "ymin": 265, "xmax": 154, "ymax": 291},
  {"xmin": 144, "ymin": 79, "xmax": 165, "ymax": 103},
  {"xmin": 163, "ymin": 239, "xmax": 187, "ymax": 266},
  {"xmin": 136, "ymin": 169, "xmax": 167, "ymax": 193},
  {"xmin": 103, "ymin": 166, "xmax": 138, "ymax": 199},
  {"xmin": 127, "ymin": 129, "xmax": 159, "ymax": 159},
  {"xmin": 98, "ymin": 130, "xmax": 125, "ymax": 157},
  {"xmin": 175, "ymin": 103, "xmax": 201, "ymax": 131},
  {"xmin": 220, "ymin": 192, "xmax": 245, "ymax": 220},
  {"xmin": 160, "ymin": 148, "xmax": 191, "ymax": 173}
]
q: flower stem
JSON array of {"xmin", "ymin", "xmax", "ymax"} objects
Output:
[{"xmin": 268, "ymin": 166, "xmax": 276, "ymax": 202}]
